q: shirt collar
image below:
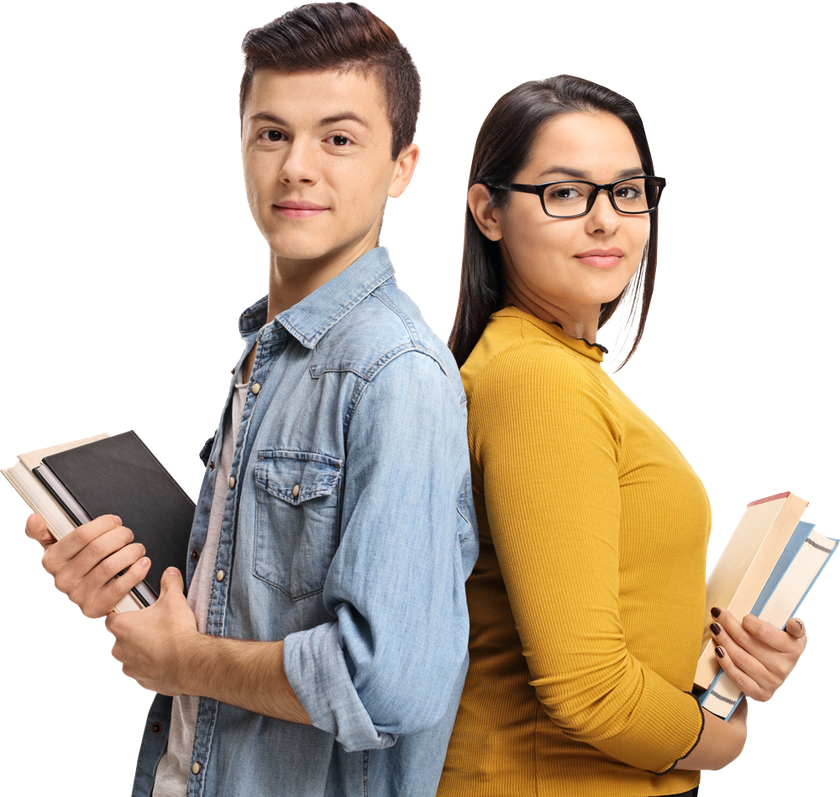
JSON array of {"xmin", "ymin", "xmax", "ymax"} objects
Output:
[{"xmin": 238, "ymin": 247, "xmax": 396, "ymax": 349}]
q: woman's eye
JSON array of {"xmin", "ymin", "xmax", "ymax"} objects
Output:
[
  {"xmin": 547, "ymin": 185, "xmax": 582, "ymax": 202},
  {"xmin": 615, "ymin": 184, "xmax": 642, "ymax": 200}
]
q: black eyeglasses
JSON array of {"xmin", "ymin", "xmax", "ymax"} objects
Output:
[{"xmin": 489, "ymin": 176, "xmax": 666, "ymax": 219}]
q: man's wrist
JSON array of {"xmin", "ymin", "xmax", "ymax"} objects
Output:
[{"xmin": 173, "ymin": 628, "xmax": 213, "ymax": 697}]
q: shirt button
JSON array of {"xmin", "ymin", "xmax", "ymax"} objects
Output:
[
  {"xmin": 292, "ymin": 484, "xmax": 301, "ymax": 498},
  {"xmin": 251, "ymin": 382, "xmax": 261, "ymax": 395},
  {"xmin": 191, "ymin": 550, "xmax": 200, "ymax": 561},
  {"xmin": 216, "ymin": 569, "xmax": 225, "ymax": 582},
  {"xmin": 192, "ymin": 762, "xmax": 201, "ymax": 775},
  {"xmin": 229, "ymin": 476, "xmax": 236, "ymax": 489},
  {"xmin": 209, "ymin": 460, "xmax": 215, "ymax": 471}
]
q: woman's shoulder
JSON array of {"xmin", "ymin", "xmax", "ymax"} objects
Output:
[
  {"xmin": 463, "ymin": 311, "xmax": 606, "ymax": 402},
  {"xmin": 464, "ymin": 314, "xmax": 625, "ymax": 458}
]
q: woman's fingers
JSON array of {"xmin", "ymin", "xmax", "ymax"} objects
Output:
[{"xmin": 710, "ymin": 607, "xmax": 807, "ymax": 701}]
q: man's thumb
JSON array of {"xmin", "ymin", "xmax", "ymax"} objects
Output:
[{"xmin": 159, "ymin": 567, "xmax": 184, "ymax": 596}]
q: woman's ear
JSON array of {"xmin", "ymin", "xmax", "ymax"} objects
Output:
[{"xmin": 468, "ymin": 183, "xmax": 504, "ymax": 241}]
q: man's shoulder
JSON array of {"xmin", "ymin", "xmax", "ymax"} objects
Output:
[{"xmin": 312, "ymin": 278, "xmax": 458, "ymax": 386}]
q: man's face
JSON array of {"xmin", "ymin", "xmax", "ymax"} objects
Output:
[{"xmin": 241, "ymin": 69, "xmax": 416, "ymax": 277}]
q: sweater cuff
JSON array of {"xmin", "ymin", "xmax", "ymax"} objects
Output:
[{"xmin": 652, "ymin": 693, "xmax": 705, "ymax": 775}]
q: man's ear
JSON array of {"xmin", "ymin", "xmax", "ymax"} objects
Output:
[
  {"xmin": 467, "ymin": 183, "xmax": 504, "ymax": 241},
  {"xmin": 388, "ymin": 143, "xmax": 420, "ymax": 198}
]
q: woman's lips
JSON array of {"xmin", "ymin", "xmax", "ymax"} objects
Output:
[{"xmin": 575, "ymin": 248, "xmax": 624, "ymax": 268}]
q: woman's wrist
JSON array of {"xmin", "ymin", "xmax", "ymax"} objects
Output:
[{"xmin": 674, "ymin": 700, "xmax": 747, "ymax": 771}]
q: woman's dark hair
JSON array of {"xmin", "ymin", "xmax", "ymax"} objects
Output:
[
  {"xmin": 448, "ymin": 75, "xmax": 658, "ymax": 368},
  {"xmin": 240, "ymin": 3, "xmax": 420, "ymax": 160}
]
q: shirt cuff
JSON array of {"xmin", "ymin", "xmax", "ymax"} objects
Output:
[{"xmin": 283, "ymin": 622, "xmax": 397, "ymax": 752}]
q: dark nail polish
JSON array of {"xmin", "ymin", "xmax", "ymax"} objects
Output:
[
  {"xmin": 715, "ymin": 646, "xmax": 725, "ymax": 658},
  {"xmin": 710, "ymin": 622, "xmax": 722, "ymax": 635},
  {"xmin": 711, "ymin": 607, "xmax": 721, "ymax": 618}
]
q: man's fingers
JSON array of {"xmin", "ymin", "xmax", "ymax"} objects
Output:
[
  {"xmin": 42, "ymin": 516, "xmax": 132, "ymax": 574},
  {"xmin": 157, "ymin": 567, "xmax": 184, "ymax": 598},
  {"xmin": 29, "ymin": 514, "xmax": 146, "ymax": 618},
  {"xmin": 25, "ymin": 514, "xmax": 55, "ymax": 548},
  {"xmin": 52, "ymin": 515, "xmax": 127, "ymax": 564},
  {"xmin": 82, "ymin": 554, "xmax": 152, "ymax": 618}
]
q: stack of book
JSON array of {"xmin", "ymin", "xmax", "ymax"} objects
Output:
[
  {"xmin": 695, "ymin": 492, "xmax": 836, "ymax": 719},
  {"xmin": 4, "ymin": 432, "xmax": 195, "ymax": 612}
]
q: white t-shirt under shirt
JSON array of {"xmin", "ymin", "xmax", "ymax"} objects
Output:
[{"xmin": 152, "ymin": 378, "xmax": 248, "ymax": 796}]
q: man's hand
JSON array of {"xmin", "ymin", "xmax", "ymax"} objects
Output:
[
  {"xmin": 106, "ymin": 568, "xmax": 199, "ymax": 695},
  {"xmin": 710, "ymin": 606, "xmax": 807, "ymax": 701},
  {"xmin": 25, "ymin": 513, "xmax": 151, "ymax": 617},
  {"xmin": 106, "ymin": 570, "xmax": 311, "ymax": 725}
]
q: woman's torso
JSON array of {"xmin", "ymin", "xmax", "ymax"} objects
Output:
[{"xmin": 439, "ymin": 307, "xmax": 710, "ymax": 797}]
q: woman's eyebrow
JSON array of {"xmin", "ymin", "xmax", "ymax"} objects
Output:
[{"xmin": 537, "ymin": 165, "xmax": 645, "ymax": 180}]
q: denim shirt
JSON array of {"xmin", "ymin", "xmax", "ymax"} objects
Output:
[{"xmin": 132, "ymin": 248, "xmax": 479, "ymax": 797}]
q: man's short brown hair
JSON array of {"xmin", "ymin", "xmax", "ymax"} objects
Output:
[{"xmin": 240, "ymin": 2, "xmax": 420, "ymax": 160}]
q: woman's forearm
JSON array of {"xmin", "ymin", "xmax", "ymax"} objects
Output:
[{"xmin": 674, "ymin": 700, "xmax": 747, "ymax": 771}]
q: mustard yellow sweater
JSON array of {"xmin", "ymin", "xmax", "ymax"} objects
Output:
[{"xmin": 438, "ymin": 308, "xmax": 710, "ymax": 797}]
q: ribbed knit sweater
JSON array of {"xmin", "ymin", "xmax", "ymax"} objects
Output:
[{"xmin": 438, "ymin": 307, "xmax": 709, "ymax": 797}]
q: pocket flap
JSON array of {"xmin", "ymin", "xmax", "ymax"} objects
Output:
[{"xmin": 256, "ymin": 450, "xmax": 342, "ymax": 505}]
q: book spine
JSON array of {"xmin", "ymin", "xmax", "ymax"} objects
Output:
[{"xmin": 698, "ymin": 670, "xmax": 742, "ymax": 720}]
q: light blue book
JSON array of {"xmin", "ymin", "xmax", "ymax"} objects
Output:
[{"xmin": 699, "ymin": 521, "xmax": 837, "ymax": 720}]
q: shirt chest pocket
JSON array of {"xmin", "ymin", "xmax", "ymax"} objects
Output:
[{"xmin": 254, "ymin": 450, "xmax": 343, "ymax": 600}]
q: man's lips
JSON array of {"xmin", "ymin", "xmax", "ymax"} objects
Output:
[
  {"xmin": 273, "ymin": 200, "xmax": 329, "ymax": 218},
  {"xmin": 575, "ymin": 248, "xmax": 624, "ymax": 268}
]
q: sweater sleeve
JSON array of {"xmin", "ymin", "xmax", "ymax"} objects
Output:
[{"xmin": 470, "ymin": 340, "xmax": 702, "ymax": 773}]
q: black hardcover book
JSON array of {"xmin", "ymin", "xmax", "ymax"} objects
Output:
[{"xmin": 37, "ymin": 431, "xmax": 195, "ymax": 600}]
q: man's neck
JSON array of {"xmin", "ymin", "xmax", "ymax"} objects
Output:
[
  {"xmin": 247, "ymin": 243, "xmax": 379, "ymax": 384},
  {"xmin": 266, "ymin": 243, "xmax": 377, "ymax": 321}
]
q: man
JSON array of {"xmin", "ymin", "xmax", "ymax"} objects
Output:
[{"xmin": 25, "ymin": 4, "xmax": 478, "ymax": 795}]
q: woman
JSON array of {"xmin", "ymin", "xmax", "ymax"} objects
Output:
[{"xmin": 438, "ymin": 76, "xmax": 806, "ymax": 797}]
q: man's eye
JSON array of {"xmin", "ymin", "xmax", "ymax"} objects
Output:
[
  {"xmin": 260, "ymin": 130, "xmax": 284, "ymax": 142},
  {"xmin": 328, "ymin": 135, "xmax": 350, "ymax": 146}
]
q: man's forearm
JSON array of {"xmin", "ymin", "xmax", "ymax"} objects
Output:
[
  {"xmin": 106, "ymin": 568, "xmax": 312, "ymax": 726},
  {"xmin": 178, "ymin": 635, "xmax": 312, "ymax": 726}
]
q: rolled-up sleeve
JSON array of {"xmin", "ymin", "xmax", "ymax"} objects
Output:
[{"xmin": 284, "ymin": 349, "xmax": 478, "ymax": 751}]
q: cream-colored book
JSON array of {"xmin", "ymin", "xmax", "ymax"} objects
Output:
[
  {"xmin": 3, "ymin": 434, "xmax": 142, "ymax": 613},
  {"xmin": 695, "ymin": 492, "xmax": 809, "ymax": 689}
]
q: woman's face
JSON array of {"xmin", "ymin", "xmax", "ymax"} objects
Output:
[{"xmin": 487, "ymin": 111, "xmax": 651, "ymax": 339}]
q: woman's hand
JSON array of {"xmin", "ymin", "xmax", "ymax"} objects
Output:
[{"xmin": 709, "ymin": 606, "xmax": 807, "ymax": 701}]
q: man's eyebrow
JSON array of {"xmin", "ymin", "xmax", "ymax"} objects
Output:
[
  {"xmin": 537, "ymin": 165, "xmax": 645, "ymax": 180},
  {"xmin": 319, "ymin": 112, "xmax": 370, "ymax": 128},
  {"xmin": 249, "ymin": 112, "xmax": 288, "ymax": 126},
  {"xmin": 247, "ymin": 111, "xmax": 370, "ymax": 128}
]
